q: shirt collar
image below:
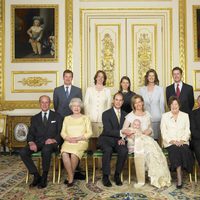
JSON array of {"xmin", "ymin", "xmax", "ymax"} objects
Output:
[{"xmin": 42, "ymin": 110, "xmax": 50, "ymax": 117}]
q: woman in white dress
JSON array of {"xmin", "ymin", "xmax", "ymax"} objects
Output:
[
  {"xmin": 84, "ymin": 70, "xmax": 111, "ymax": 140},
  {"xmin": 122, "ymin": 94, "xmax": 171, "ymax": 188},
  {"xmin": 140, "ymin": 69, "xmax": 165, "ymax": 141}
]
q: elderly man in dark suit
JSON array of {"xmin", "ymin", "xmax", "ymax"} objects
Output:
[
  {"xmin": 98, "ymin": 92, "xmax": 128, "ymax": 187},
  {"xmin": 166, "ymin": 66, "xmax": 194, "ymax": 114},
  {"xmin": 190, "ymin": 95, "xmax": 200, "ymax": 166},
  {"xmin": 53, "ymin": 69, "xmax": 82, "ymax": 118},
  {"xmin": 19, "ymin": 95, "xmax": 62, "ymax": 189}
]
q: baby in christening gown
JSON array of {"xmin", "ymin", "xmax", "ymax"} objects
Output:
[
  {"xmin": 125, "ymin": 119, "xmax": 143, "ymax": 154},
  {"xmin": 124, "ymin": 119, "xmax": 171, "ymax": 188}
]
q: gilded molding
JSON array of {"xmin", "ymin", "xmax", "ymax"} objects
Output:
[
  {"xmin": 18, "ymin": 77, "xmax": 52, "ymax": 87},
  {"xmin": 0, "ymin": 0, "xmax": 4, "ymax": 101},
  {"xmin": 66, "ymin": 0, "xmax": 73, "ymax": 70},
  {"xmin": 101, "ymin": 33, "xmax": 115, "ymax": 87},
  {"xmin": 179, "ymin": 0, "xmax": 186, "ymax": 81},
  {"xmin": 193, "ymin": 5, "xmax": 200, "ymax": 62}
]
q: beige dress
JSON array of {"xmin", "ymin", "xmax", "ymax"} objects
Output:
[{"xmin": 61, "ymin": 115, "xmax": 92, "ymax": 159}]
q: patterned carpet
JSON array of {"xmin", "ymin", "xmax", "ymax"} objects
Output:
[{"xmin": 0, "ymin": 154, "xmax": 200, "ymax": 200}]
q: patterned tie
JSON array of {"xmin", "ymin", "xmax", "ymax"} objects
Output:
[
  {"xmin": 43, "ymin": 112, "xmax": 47, "ymax": 126},
  {"xmin": 117, "ymin": 110, "xmax": 121, "ymax": 123},
  {"xmin": 65, "ymin": 86, "xmax": 69, "ymax": 98},
  {"xmin": 176, "ymin": 83, "xmax": 180, "ymax": 98}
]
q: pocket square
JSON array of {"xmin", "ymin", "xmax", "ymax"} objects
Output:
[{"xmin": 51, "ymin": 120, "xmax": 56, "ymax": 123}]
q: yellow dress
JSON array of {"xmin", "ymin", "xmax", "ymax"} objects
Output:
[{"xmin": 60, "ymin": 115, "xmax": 92, "ymax": 159}]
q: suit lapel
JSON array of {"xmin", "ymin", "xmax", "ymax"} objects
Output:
[
  {"xmin": 179, "ymin": 83, "xmax": 185, "ymax": 99},
  {"xmin": 37, "ymin": 112, "xmax": 45, "ymax": 129},
  {"xmin": 172, "ymin": 84, "xmax": 176, "ymax": 96},
  {"xmin": 111, "ymin": 108, "xmax": 119, "ymax": 127},
  {"xmin": 68, "ymin": 85, "xmax": 74, "ymax": 99},
  {"xmin": 45, "ymin": 111, "xmax": 54, "ymax": 131}
]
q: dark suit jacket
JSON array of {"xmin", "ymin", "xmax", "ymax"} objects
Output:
[
  {"xmin": 53, "ymin": 85, "xmax": 82, "ymax": 117},
  {"xmin": 166, "ymin": 82, "xmax": 194, "ymax": 114},
  {"xmin": 27, "ymin": 110, "xmax": 62, "ymax": 145},
  {"xmin": 190, "ymin": 108, "xmax": 200, "ymax": 142},
  {"xmin": 121, "ymin": 91, "xmax": 136, "ymax": 113},
  {"xmin": 98, "ymin": 107, "xmax": 127, "ymax": 145}
]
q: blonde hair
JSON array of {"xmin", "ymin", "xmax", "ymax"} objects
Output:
[{"xmin": 131, "ymin": 94, "xmax": 145, "ymax": 112}]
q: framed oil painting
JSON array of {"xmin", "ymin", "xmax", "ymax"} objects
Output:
[{"xmin": 11, "ymin": 5, "xmax": 58, "ymax": 62}]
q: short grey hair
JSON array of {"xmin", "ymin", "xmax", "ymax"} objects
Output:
[{"xmin": 69, "ymin": 98, "xmax": 83, "ymax": 110}]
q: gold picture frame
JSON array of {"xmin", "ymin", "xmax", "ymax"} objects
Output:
[
  {"xmin": 193, "ymin": 70, "xmax": 200, "ymax": 91},
  {"xmin": 11, "ymin": 4, "xmax": 58, "ymax": 63},
  {"xmin": 193, "ymin": 5, "xmax": 200, "ymax": 62}
]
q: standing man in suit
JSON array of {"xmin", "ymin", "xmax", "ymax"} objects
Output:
[
  {"xmin": 98, "ymin": 92, "xmax": 128, "ymax": 187},
  {"xmin": 19, "ymin": 95, "xmax": 62, "ymax": 189},
  {"xmin": 53, "ymin": 69, "xmax": 82, "ymax": 118},
  {"xmin": 190, "ymin": 95, "xmax": 200, "ymax": 166},
  {"xmin": 166, "ymin": 67, "xmax": 194, "ymax": 114}
]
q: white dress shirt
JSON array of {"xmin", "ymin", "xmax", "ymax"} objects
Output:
[
  {"xmin": 42, "ymin": 110, "xmax": 50, "ymax": 120},
  {"xmin": 174, "ymin": 81, "xmax": 183, "ymax": 92}
]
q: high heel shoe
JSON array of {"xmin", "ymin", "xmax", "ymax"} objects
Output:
[
  {"xmin": 67, "ymin": 182, "xmax": 74, "ymax": 187},
  {"xmin": 176, "ymin": 183, "xmax": 183, "ymax": 189}
]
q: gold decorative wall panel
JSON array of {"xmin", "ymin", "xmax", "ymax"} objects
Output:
[
  {"xmin": 132, "ymin": 24, "xmax": 157, "ymax": 88},
  {"xmin": 179, "ymin": 0, "xmax": 186, "ymax": 81},
  {"xmin": 12, "ymin": 71, "xmax": 59, "ymax": 93},
  {"xmin": 96, "ymin": 24, "xmax": 121, "ymax": 87}
]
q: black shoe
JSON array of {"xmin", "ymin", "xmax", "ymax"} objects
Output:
[
  {"xmin": 176, "ymin": 183, "xmax": 183, "ymax": 189},
  {"xmin": 74, "ymin": 172, "xmax": 85, "ymax": 180},
  {"xmin": 102, "ymin": 175, "xmax": 112, "ymax": 187},
  {"xmin": 114, "ymin": 175, "xmax": 122, "ymax": 186},
  {"xmin": 38, "ymin": 177, "xmax": 47, "ymax": 189},
  {"xmin": 64, "ymin": 179, "xmax": 68, "ymax": 185},
  {"xmin": 67, "ymin": 182, "xmax": 74, "ymax": 187},
  {"xmin": 29, "ymin": 175, "xmax": 41, "ymax": 187}
]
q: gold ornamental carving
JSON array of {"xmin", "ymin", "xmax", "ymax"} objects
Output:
[
  {"xmin": 137, "ymin": 33, "xmax": 152, "ymax": 86},
  {"xmin": 18, "ymin": 77, "xmax": 52, "ymax": 87},
  {"xmin": 101, "ymin": 33, "xmax": 115, "ymax": 87}
]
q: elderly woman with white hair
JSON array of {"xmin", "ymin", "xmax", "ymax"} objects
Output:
[{"xmin": 60, "ymin": 98, "xmax": 92, "ymax": 187}]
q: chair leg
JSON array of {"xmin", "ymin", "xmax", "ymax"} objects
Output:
[
  {"xmin": 189, "ymin": 173, "xmax": 192, "ymax": 183},
  {"xmin": 57, "ymin": 158, "xmax": 61, "ymax": 184},
  {"xmin": 121, "ymin": 171, "xmax": 123, "ymax": 182},
  {"xmin": 195, "ymin": 162, "xmax": 197, "ymax": 183},
  {"xmin": 37, "ymin": 158, "xmax": 41, "ymax": 175},
  {"xmin": 128, "ymin": 157, "xmax": 131, "ymax": 184},
  {"xmin": 92, "ymin": 157, "xmax": 96, "ymax": 183},
  {"xmin": 85, "ymin": 157, "xmax": 88, "ymax": 183},
  {"xmin": 26, "ymin": 170, "xmax": 29, "ymax": 184},
  {"xmin": 52, "ymin": 155, "xmax": 56, "ymax": 184}
]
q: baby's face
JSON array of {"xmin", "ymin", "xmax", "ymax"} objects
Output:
[{"xmin": 132, "ymin": 121, "xmax": 141, "ymax": 129}]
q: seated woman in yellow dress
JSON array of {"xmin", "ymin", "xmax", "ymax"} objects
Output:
[{"xmin": 60, "ymin": 98, "xmax": 92, "ymax": 187}]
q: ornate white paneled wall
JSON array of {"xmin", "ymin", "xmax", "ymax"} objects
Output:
[
  {"xmin": 0, "ymin": 0, "xmax": 200, "ymax": 112},
  {"xmin": 187, "ymin": 0, "xmax": 200, "ymax": 96},
  {"xmin": 74, "ymin": 0, "xmax": 179, "ymax": 95}
]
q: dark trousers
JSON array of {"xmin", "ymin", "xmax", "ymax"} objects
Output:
[
  {"xmin": 191, "ymin": 140, "xmax": 200, "ymax": 166},
  {"xmin": 99, "ymin": 137, "xmax": 128, "ymax": 176},
  {"xmin": 19, "ymin": 143, "xmax": 58, "ymax": 175}
]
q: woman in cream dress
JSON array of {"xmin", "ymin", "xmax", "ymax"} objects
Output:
[
  {"xmin": 140, "ymin": 69, "xmax": 165, "ymax": 141},
  {"xmin": 161, "ymin": 96, "xmax": 194, "ymax": 189},
  {"xmin": 61, "ymin": 98, "xmax": 92, "ymax": 187},
  {"xmin": 84, "ymin": 70, "xmax": 111, "ymax": 138},
  {"xmin": 122, "ymin": 94, "xmax": 171, "ymax": 188}
]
